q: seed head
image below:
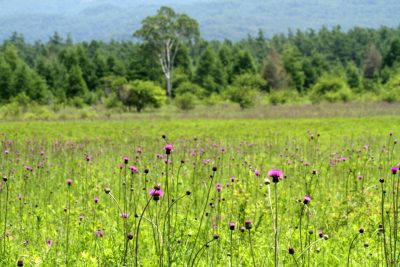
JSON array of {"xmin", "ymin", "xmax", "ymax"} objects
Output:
[{"xmin": 244, "ymin": 220, "xmax": 253, "ymax": 230}]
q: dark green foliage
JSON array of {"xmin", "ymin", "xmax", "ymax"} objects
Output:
[{"xmin": 1, "ymin": 13, "xmax": 400, "ymax": 106}]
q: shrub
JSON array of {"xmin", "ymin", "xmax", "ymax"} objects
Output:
[
  {"xmin": 310, "ymin": 75, "xmax": 353, "ymax": 103},
  {"xmin": 380, "ymin": 73, "xmax": 400, "ymax": 102},
  {"xmin": 174, "ymin": 93, "xmax": 197, "ymax": 111},
  {"xmin": 119, "ymin": 80, "xmax": 166, "ymax": 112}
]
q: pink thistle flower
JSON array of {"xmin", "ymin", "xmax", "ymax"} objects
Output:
[
  {"xmin": 137, "ymin": 147, "xmax": 143, "ymax": 154},
  {"xmin": 254, "ymin": 169, "xmax": 261, "ymax": 176},
  {"xmin": 149, "ymin": 184, "xmax": 164, "ymax": 201},
  {"xmin": 123, "ymin": 156, "xmax": 129, "ymax": 164},
  {"xmin": 46, "ymin": 239, "xmax": 53, "ymax": 247},
  {"xmin": 129, "ymin": 166, "xmax": 138, "ymax": 173},
  {"xmin": 25, "ymin": 166, "xmax": 33, "ymax": 172},
  {"xmin": 164, "ymin": 144, "xmax": 173, "ymax": 155},
  {"xmin": 391, "ymin": 167, "xmax": 399, "ymax": 175},
  {"xmin": 303, "ymin": 195, "xmax": 311, "ymax": 205},
  {"xmin": 215, "ymin": 183, "xmax": 222, "ymax": 192},
  {"xmin": 120, "ymin": 212, "xmax": 129, "ymax": 219},
  {"xmin": 268, "ymin": 169, "xmax": 284, "ymax": 183},
  {"xmin": 66, "ymin": 179, "xmax": 73, "ymax": 186}
]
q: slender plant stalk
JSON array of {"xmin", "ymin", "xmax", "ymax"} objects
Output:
[
  {"xmin": 188, "ymin": 169, "xmax": 216, "ymax": 265},
  {"xmin": 3, "ymin": 182, "xmax": 9, "ymax": 255},
  {"xmin": 274, "ymin": 182, "xmax": 279, "ymax": 267},
  {"xmin": 381, "ymin": 182, "xmax": 389, "ymax": 267},
  {"xmin": 135, "ymin": 196, "xmax": 152, "ymax": 267},
  {"xmin": 346, "ymin": 232, "xmax": 360, "ymax": 267},
  {"xmin": 248, "ymin": 230, "xmax": 256, "ymax": 267}
]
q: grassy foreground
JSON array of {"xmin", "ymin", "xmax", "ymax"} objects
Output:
[{"xmin": 0, "ymin": 116, "xmax": 399, "ymax": 266}]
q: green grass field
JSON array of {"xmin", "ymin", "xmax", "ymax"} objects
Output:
[{"xmin": 0, "ymin": 115, "xmax": 399, "ymax": 266}]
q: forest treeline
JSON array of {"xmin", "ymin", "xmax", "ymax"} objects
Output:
[{"xmin": 1, "ymin": 22, "xmax": 400, "ymax": 112}]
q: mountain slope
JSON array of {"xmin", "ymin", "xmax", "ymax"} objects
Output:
[{"xmin": 0, "ymin": 0, "xmax": 399, "ymax": 42}]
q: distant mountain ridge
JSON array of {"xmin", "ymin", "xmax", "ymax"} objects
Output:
[{"xmin": 0, "ymin": 0, "xmax": 399, "ymax": 42}]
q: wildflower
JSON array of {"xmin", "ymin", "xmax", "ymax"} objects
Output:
[
  {"xmin": 149, "ymin": 184, "xmax": 164, "ymax": 201},
  {"xmin": 129, "ymin": 165, "xmax": 138, "ymax": 173},
  {"xmin": 17, "ymin": 259, "xmax": 24, "ymax": 266},
  {"xmin": 220, "ymin": 147, "xmax": 225, "ymax": 152},
  {"xmin": 25, "ymin": 166, "xmax": 33, "ymax": 172},
  {"xmin": 66, "ymin": 179, "xmax": 73, "ymax": 186},
  {"xmin": 4, "ymin": 149, "xmax": 9, "ymax": 155},
  {"xmin": 85, "ymin": 155, "xmax": 92, "ymax": 162},
  {"xmin": 137, "ymin": 147, "xmax": 142, "ymax": 154},
  {"xmin": 165, "ymin": 144, "xmax": 173, "ymax": 155},
  {"xmin": 244, "ymin": 220, "xmax": 253, "ymax": 230},
  {"xmin": 391, "ymin": 167, "xmax": 399, "ymax": 175},
  {"xmin": 268, "ymin": 169, "xmax": 284, "ymax": 183},
  {"xmin": 118, "ymin": 164, "xmax": 124, "ymax": 169},
  {"xmin": 216, "ymin": 183, "xmax": 222, "ymax": 192},
  {"xmin": 254, "ymin": 169, "xmax": 261, "ymax": 176},
  {"xmin": 94, "ymin": 197, "xmax": 99, "ymax": 204},
  {"xmin": 229, "ymin": 222, "xmax": 236, "ymax": 231},
  {"xmin": 46, "ymin": 239, "xmax": 53, "ymax": 247},
  {"xmin": 123, "ymin": 156, "xmax": 129, "ymax": 164},
  {"xmin": 95, "ymin": 229, "xmax": 104, "ymax": 238},
  {"xmin": 120, "ymin": 212, "xmax": 129, "ymax": 219},
  {"xmin": 230, "ymin": 176, "xmax": 236, "ymax": 182},
  {"xmin": 303, "ymin": 195, "xmax": 311, "ymax": 205}
]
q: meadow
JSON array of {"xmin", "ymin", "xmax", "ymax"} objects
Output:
[{"xmin": 0, "ymin": 116, "xmax": 399, "ymax": 266}]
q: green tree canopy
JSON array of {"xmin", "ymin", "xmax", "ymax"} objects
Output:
[{"xmin": 134, "ymin": 6, "xmax": 200, "ymax": 98}]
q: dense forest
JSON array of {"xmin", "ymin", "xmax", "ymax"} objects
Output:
[{"xmin": 1, "ymin": 9, "xmax": 400, "ymax": 112}]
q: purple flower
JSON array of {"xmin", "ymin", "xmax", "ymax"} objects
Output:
[
  {"xmin": 94, "ymin": 197, "xmax": 99, "ymax": 204},
  {"xmin": 66, "ymin": 179, "xmax": 73, "ymax": 186},
  {"xmin": 120, "ymin": 212, "xmax": 129, "ymax": 219},
  {"xmin": 40, "ymin": 150, "xmax": 45, "ymax": 155},
  {"xmin": 156, "ymin": 154, "xmax": 164, "ymax": 159},
  {"xmin": 95, "ymin": 229, "xmax": 104, "ymax": 237},
  {"xmin": 118, "ymin": 164, "xmax": 124, "ymax": 169},
  {"xmin": 129, "ymin": 165, "xmax": 138, "ymax": 173},
  {"xmin": 165, "ymin": 144, "xmax": 173, "ymax": 155},
  {"xmin": 391, "ymin": 167, "xmax": 399, "ymax": 175},
  {"xmin": 229, "ymin": 222, "xmax": 236, "ymax": 231},
  {"xmin": 85, "ymin": 155, "xmax": 92, "ymax": 162},
  {"xmin": 244, "ymin": 220, "xmax": 253, "ymax": 230},
  {"xmin": 149, "ymin": 184, "xmax": 164, "ymax": 201},
  {"xmin": 303, "ymin": 195, "xmax": 312, "ymax": 205},
  {"xmin": 46, "ymin": 239, "xmax": 53, "ymax": 247},
  {"xmin": 25, "ymin": 166, "xmax": 33, "ymax": 172},
  {"xmin": 4, "ymin": 149, "xmax": 9, "ymax": 155},
  {"xmin": 268, "ymin": 169, "xmax": 284, "ymax": 183},
  {"xmin": 230, "ymin": 176, "xmax": 236, "ymax": 182},
  {"xmin": 137, "ymin": 147, "xmax": 143, "ymax": 154},
  {"xmin": 220, "ymin": 147, "xmax": 226, "ymax": 152},
  {"xmin": 123, "ymin": 156, "xmax": 129, "ymax": 164},
  {"xmin": 215, "ymin": 183, "xmax": 222, "ymax": 192},
  {"xmin": 254, "ymin": 169, "xmax": 261, "ymax": 177},
  {"xmin": 18, "ymin": 194, "xmax": 23, "ymax": 200}
]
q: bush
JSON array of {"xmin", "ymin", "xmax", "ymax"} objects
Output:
[
  {"xmin": 174, "ymin": 93, "xmax": 197, "ymax": 110},
  {"xmin": 268, "ymin": 90, "xmax": 301, "ymax": 105},
  {"xmin": 174, "ymin": 81, "xmax": 206, "ymax": 99},
  {"xmin": 119, "ymin": 80, "xmax": 166, "ymax": 112},
  {"xmin": 310, "ymin": 75, "xmax": 353, "ymax": 103},
  {"xmin": 380, "ymin": 73, "xmax": 400, "ymax": 102},
  {"xmin": 226, "ymin": 86, "xmax": 257, "ymax": 109}
]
